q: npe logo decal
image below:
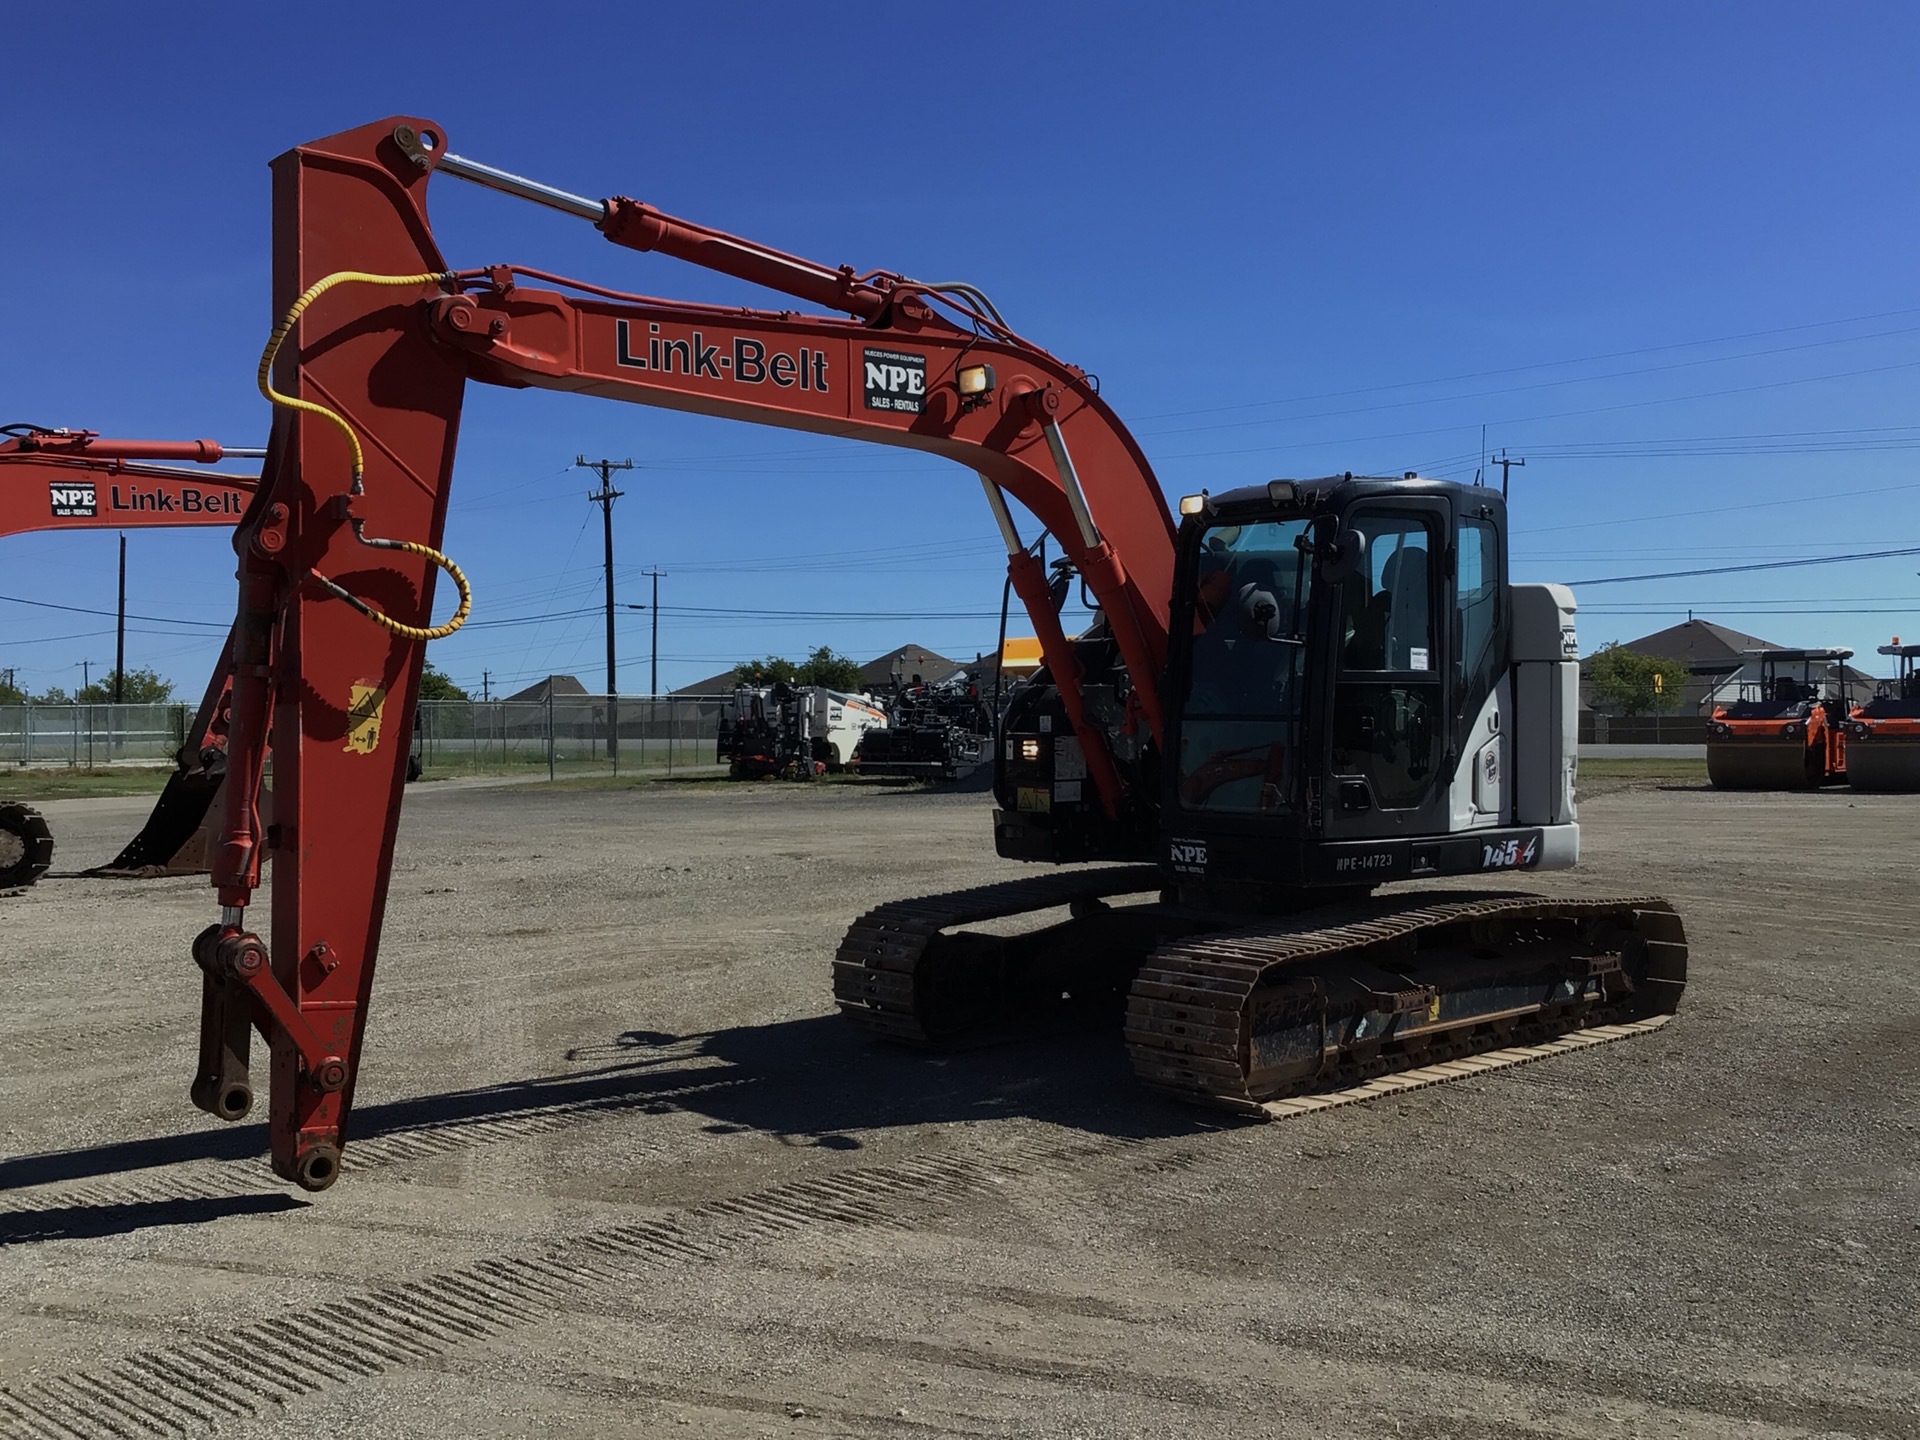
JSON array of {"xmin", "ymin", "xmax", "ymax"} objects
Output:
[{"xmin": 49, "ymin": 482, "xmax": 96, "ymax": 518}]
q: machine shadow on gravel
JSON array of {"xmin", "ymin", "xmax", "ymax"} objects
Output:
[
  {"xmin": 0, "ymin": 1014, "xmax": 1215, "ymax": 1196},
  {"xmin": 0, "ymin": 1194, "xmax": 307, "ymax": 1246}
]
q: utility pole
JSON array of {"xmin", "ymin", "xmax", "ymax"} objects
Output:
[
  {"xmin": 79, "ymin": 659, "xmax": 91, "ymax": 693},
  {"xmin": 577, "ymin": 455, "xmax": 632, "ymax": 764},
  {"xmin": 1491, "ymin": 449, "xmax": 1525, "ymax": 502},
  {"xmin": 114, "ymin": 533, "xmax": 127, "ymax": 703},
  {"xmin": 643, "ymin": 568, "xmax": 665, "ymax": 697},
  {"xmin": 481, "ymin": 670, "xmax": 491, "ymax": 702}
]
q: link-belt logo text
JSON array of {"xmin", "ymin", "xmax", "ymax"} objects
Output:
[
  {"xmin": 615, "ymin": 320, "xmax": 828, "ymax": 390},
  {"xmin": 47, "ymin": 482, "xmax": 245, "ymax": 519}
]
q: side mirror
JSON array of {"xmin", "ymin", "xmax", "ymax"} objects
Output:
[{"xmin": 1318, "ymin": 528, "xmax": 1365, "ymax": 584}]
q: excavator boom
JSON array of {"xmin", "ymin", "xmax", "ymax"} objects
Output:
[
  {"xmin": 1, "ymin": 431, "xmax": 256, "ymax": 890},
  {"xmin": 1, "ymin": 428, "xmax": 257, "ymax": 539},
  {"xmin": 189, "ymin": 117, "xmax": 1180, "ymax": 1188}
]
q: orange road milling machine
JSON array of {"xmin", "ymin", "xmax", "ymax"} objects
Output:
[
  {"xmin": 1845, "ymin": 640, "xmax": 1920, "ymax": 791},
  {"xmin": 1705, "ymin": 646, "xmax": 1853, "ymax": 790}
]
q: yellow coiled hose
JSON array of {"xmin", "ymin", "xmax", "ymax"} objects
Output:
[{"xmin": 257, "ymin": 270, "xmax": 472, "ymax": 641}]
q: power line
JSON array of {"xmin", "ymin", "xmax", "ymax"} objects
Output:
[
  {"xmin": 1148, "ymin": 356, "xmax": 1920, "ymax": 464},
  {"xmin": 1521, "ymin": 476, "xmax": 1920, "ymax": 535},
  {"xmin": 1567, "ymin": 546, "xmax": 1920, "ymax": 588},
  {"xmin": 1136, "ymin": 322, "xmax": 1920, "ymax": 439},
  {"xmin": 1126, "ymin": 303, "xmax": 1920, "ymax": 424},
  {"xmin": 0, "ymin": 592, "xmax": 229, "ymax": 628}
]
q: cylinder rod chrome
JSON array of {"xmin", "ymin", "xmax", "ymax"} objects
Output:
[
  {"xmin": 436, "ymin": 151, "xmax": 606, "ymax": 221},
  {"xmin": 978, "ymin": 474, "xmax": 1024, "ymax": 555},
  {"xmin": 392, "ymin": 125, "xmax": 605, "ymax": 222},
  {"xmin": 1040, "ymin": 420, "xmax": 1101, "ymax": 550}
]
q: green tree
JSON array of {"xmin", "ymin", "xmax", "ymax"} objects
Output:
[
  {"xmin": 1586, "ymin": 644, "xmax": 1689, "ymax": 715},
  {"xmin": 795, "ymin": 646, "xmax": 864, "ymax": 690},
  {"xmin": 0, "ymin": 675, "xmax": 24, "ymax": 706},
  {"xmin": 734, "ymin": 655, "xmax": 800, "ymax": 686},
  {"xmin": 34, "ymin": 685, "xmax": 71, "ymax": 704},
  {"xmin": 417, "ymin": 661, "xmax": 469, "ymax": 702},
  {"xmin": 414, "ymin": 660, "xmax": 474, "ymax": 740},
  {"xmin": 74, "ymin": 667, "xmax": 174, "ymax": 704}
]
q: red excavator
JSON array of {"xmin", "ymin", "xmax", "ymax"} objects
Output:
[
  {"xmin": 1845, "ymin": 641, "xmax": 1920, "ymax": 791},
  {"xmin": 0, "ymin": 427, "xmax": 256, "ymax": 889},
  {"xmin": 1704, "ymin": 647, "xmax": 1853, "ymax": 789},
  {"xmin": 169, "ymin": 118, "xmax": 1686, "ymax": 1190}
]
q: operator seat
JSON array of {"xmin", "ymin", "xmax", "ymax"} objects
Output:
[{"xmin": 1380, "ymin": 547, "xmax": 1431, "ymax": 670}]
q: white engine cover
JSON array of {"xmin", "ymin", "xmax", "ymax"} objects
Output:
[
  {"xmin": 1510, "ymin": 584, "xmax": 1580, "ymax": 827},
  {"xmin": 1447, "ymin": 677, "xmax": 1510, "ymax": 831}
]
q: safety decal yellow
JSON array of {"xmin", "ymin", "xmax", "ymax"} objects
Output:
[{"xmin": 345, "ymin": 684, "xmax": 388, "ymax": 755}]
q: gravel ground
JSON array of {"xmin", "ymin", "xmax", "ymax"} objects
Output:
[{"xmin": 1, "ymin": 776, "xmax": 1916, "ymax": 1439}]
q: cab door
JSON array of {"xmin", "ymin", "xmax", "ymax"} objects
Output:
[{"xmin": 1322, "ymin": 499, "xmax": 1454, "ymax": 841}]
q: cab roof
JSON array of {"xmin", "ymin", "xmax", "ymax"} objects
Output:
[
  {"xmin": 1739, "ymin": 647, "xmax": 1854, "ymax": 662},
  {"xmin": 1202, "ymin": 474, "xmax": 1496, "ymax": 511}
]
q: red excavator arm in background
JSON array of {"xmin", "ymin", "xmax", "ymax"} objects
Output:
[
  {"xmin": 1, "ymin": 427, "xmax": 257, "ymax": 539},
  {"xmin": 194, "ymin": 117, "xmax": 1178, "ymax": 1189},
  {"xmin": 1, "ymin": 429, "xmax": 259, "ymax": 881}
]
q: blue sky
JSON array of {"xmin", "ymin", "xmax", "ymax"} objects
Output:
[{"xmin": 4, "ymin": 2, "xmax": 1918, "ymax": 697}]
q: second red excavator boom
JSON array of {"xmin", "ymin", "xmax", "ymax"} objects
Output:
[{"xmin": 1, "ymin": 427, "xmax": 257, "ymax": 889}]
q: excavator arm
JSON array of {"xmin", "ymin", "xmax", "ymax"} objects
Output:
[
  {"xmin": 0, "ymin": 430, "xmax": 256, "ymax": 888},
  {"xmin": 0, "ymin": 427, "xmax": 256, "ymax": 539},
  {"xmin": 193, "ymin": 117, "xmax": 1180, "ymax": 1188}
]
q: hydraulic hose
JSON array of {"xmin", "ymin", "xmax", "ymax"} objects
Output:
[{"xmin": 257, "ymin": 270, "xmax": 473, "ymax": 641}]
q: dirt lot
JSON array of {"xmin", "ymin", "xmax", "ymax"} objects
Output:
[{"xmin": 2, "ymin": 777, "xmax": 1916, "ymax": 1439}]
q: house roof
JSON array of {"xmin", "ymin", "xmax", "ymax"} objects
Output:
[
  {"xmin": 503, "ymin": 674, "xmax": 590, "ymax": 703},
  {"xmin": 859, "ymin": 644, "xmax": 963, "ymax": 690},
  {"xmin": 669, "ymin": 644, "xmax": 968, "ymax": 697},
  {"xmin": 671, "ymin": 668, "xmax": 741, "ymax": 697},
  {"xmin": 1584, "ymin": 618, "xmax": 1779, "ymax": 669}
]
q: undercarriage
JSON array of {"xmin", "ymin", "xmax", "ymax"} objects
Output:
[{"xmin": 835, "ymin": 866, "xmax": 1687, "ymax": 1113}]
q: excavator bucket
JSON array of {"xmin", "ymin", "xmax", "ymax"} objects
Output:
[
  {"xmin": 91, "ymin": 769, "xmax": 237, "ymax": 876},
  {"xmin": 87, "ymin": 636, "xmax": 264, "ymax": 878}
]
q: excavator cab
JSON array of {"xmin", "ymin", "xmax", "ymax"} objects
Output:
[
  {"xmin": 1156, "ymin": 475, "xmax": 1567, "ymax": 902},
  {"xmin": 994, "ymin": 474, "xmax": 1577, "ymax": 903},
  {"xmin": 1845, "ymin": 643, "xmax": 1920, "ymax": 791}
]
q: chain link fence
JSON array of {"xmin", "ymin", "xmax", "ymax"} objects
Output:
[
  {"xmin": 1, "ymin": 695, "xmax": 732, "ymax": 777},
  {"xmin": 0, "ymin": 702, "xmax": 192, "ymax": 768},
  {"xmin": 412, "ymin": 695, "xmax": 730, "ymax": 778},
  {"xmin": 1578, "ymin": 713, "xmax": 1709, "ymax": 745}
]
